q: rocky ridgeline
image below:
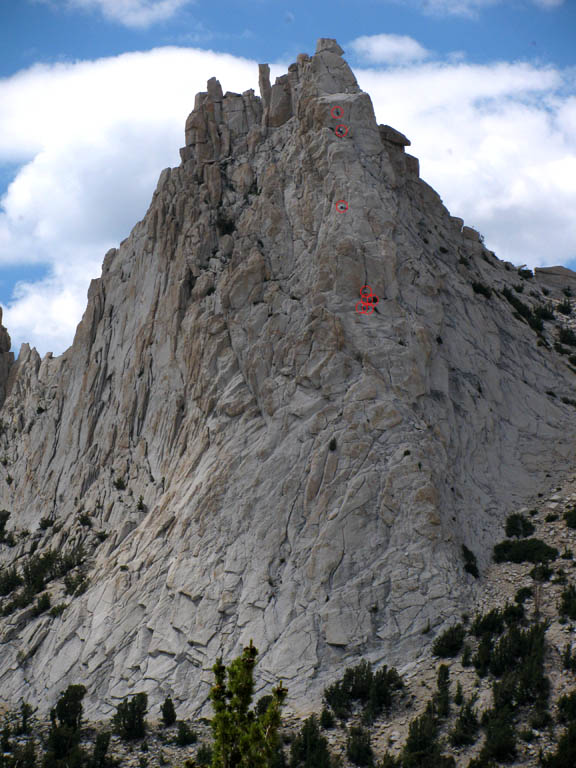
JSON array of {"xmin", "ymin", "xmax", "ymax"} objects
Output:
[{"xmin": 0, "ymin": 37, "xmax": 575, "ymax": 727}]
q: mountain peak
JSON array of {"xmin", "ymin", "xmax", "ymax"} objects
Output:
[{"xmin": 0, "ymin": 38, "xmax": 575, "ymax": 723}]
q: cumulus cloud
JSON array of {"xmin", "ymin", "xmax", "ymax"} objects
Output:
[
  {"xmin": 0, "ymin": 45, "xmax": 575, "ymax": 357},
  {"xmin": 0, "ymin": 47, "xmax": 283, "ymax": 355},
  {"xmin": 348, "ymin": 34, "xmax": 430, "ymax": 65},
  {"xmin": 63, "ymin": 0, "xmax": 194, "ymax": 29},
  {"xmin": 356, "ymin": 61, "xmax": 576, "ymax": 267}
]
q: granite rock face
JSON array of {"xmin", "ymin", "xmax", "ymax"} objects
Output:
[{"xmin": 0, "ymin": 38, "xmax": 575, "ymax": 720}]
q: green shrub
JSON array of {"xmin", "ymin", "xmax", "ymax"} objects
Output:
[
  {"xmin": 480, "ymin": 714, "xmax": 517, "ymax": 763},
  {"xmin": 559, "ymin": 327, "xmax": 576, "ymax": 347},
  {"xmin": 39, "ymin": 517, "xmax": 53, "ymax": 530},
  {"xmin": 558, "ymin": 691, "xmax": 576, "ymax": 723},
  {"xmin": 64, "ymin": 572, "xmax": 89, "ymax": 597},
  {"xmin": 454, "ymin": 682, "xmax": 464, "ymax": 706},
  {"xmin": 490, "ymin": 622, "xmax": 549, "ymax": 708},
  {"xmin": 534, "ymin": 303, "xmax": 555, "ymax": 321},
  {"xmin": 0, "ymin": 565, "xmax": 23, "ymax": 596},
  {"xmin": 502, "ymin": 287, "xmax": 528, "ymax": 314},
  {"xmin": 530, "ymin": 563, "xmax": 553, "ymax": 581},
  {"xmin": 472, "ymin": 608, "xmax": 505, "ymax": 638},
  {"xmin": 505, "ymin": 513, "xmax": 535, "ymax": 538},
  {"xmin": 449, "ymin": 698, "xmax": 479, "ymax": 747},
  {"xmin": 137, "ymin": 496, "xmax": 145, "ymax": 511},
  {"xmin": 175, "ymin": 720, "xmax": 197, "ymax": 746},
  {"xmin": 462, "ymin": 545, "xmax": 479, "ymax": 578},
  {"xmin": 323, "ymin": 660, "xmax": 402, "ymax": 722},
  {"xmin": 91, "ymin": 731, "xmax": 112, "ymax": 768},
  {"xmin": 346, "ymin": 726, "xmax": 373, "ymax": 766},
  {"xmin": 16, "ymin": 700, "xmax": 35, "ymax": 736},
  {"xmin": 290, "ymin": 715, "xmax": 331, "ymax": 768},
  {"xmin": 78, "ymin": 512, "xmax": 92, "ymax": 528},
  {"xmin": 562, "ymin": 644, "xmax": 576, "ymax": 671},
  {"xmin": 493, "ymin": 538, "xmax": 558, "ymax": 564},
  {"xmin": 113, "ymin": 477, "xmax": 127, "ymax": 491},
  {"xmin": 112, "ymin": 693, "xmax": 148, "ymax": 740},
  {"xmin": 560, "ymin": 585, "xmax": 576, "ymax": 620},
  {"xmin": 541, "ymin": 722, "xmax": 576, "ymax": 767},
  {"xmin": 503, "ymin": 602, "xmax": 525, "ymax": 625},
  {"xmin": 378, "ymin": 754, "xmax": 402, "ymax": 767},
  {"xmin": 431, "ymin": 624, "xmax": 465, "ymax": 658},
  {"xmin": 402, "ymin": 710, "xmax": 440, "ymax": 767},
  {"xmin": 1, "ymin": 723, "xmax": 11, "ymax": 753},
  {"xmin": 515, "ymin": 586, "xmax": 533, "ymax": 604},
  {"xmin": 558, "ymin": 299, "xmax": 572, "ymax": 315},
  {"xmin": 364, "ymin": 665, "xmax": 404, "ymax": 723},
  {"xmin": 160, "ymin": 697, "xmax": 176, "ymax": 727},
  {"xmin": 518, "ymin": 266, "xmax": 533, "ymax": 279},
  {"xmin": 554, "ymin": 567, "xmax": 568, "ymax": 585},
  {"xmin": 472, "ymin": 281, "xmax": 491, "ymax": 298},
  {"xmin": 473, "ymin": 635, "xmax": 493, "ymax": 677},
  {"xmin": 546, "ymin": 513, "xmax": 559, "ymax": 522},
  {"xmin": 49, "ymin": 603, "xmax": 67, "ymax": 618},
  {"xmin": 0, "ymin": 509, "xmax": 11, "ymax": 542},
  {"xmin": 565, "ymin": 508, "xmax": 576, "ymax": 529},
  {"xmin": 33, "ymin": 592, "xmax": 51, "ymax": 616},
  {"xmin": 319, "ymin": 706, "xmax": 335, "ymax": 729},
  {"xmin": 196, "ymin": 743, "xmax": 213, "ymax": 766}
]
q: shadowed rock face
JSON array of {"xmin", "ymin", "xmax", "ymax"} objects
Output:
[
  {"xmin": 0, "ymin": 38, "xmax": 575, "ymax": 721},
  {"xmin": 0, "ymin": 308, "xmax": 14, "ymax": 408}
]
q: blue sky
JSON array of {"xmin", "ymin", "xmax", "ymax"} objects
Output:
[{"xmin": 0, "ymin": 0, "xmax": 575, "ymax": 355}]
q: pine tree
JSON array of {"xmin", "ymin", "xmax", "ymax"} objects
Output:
[
  {"xmin": 210, "ymin": 639, "xmax": 287, "ymax": 768},
  {"xmin": 43, "ymin": 685, "xmax": 88, "ymax": 768},
  {"xmin": 15, "ymin": 700, "xmax": 35, "ymax": 735},
  {"xmin": 91, "ymin": 732, "xmax": 112, "ymax": 768},
  {"xmin": 112, "ymin": 693, "xmax": 148, "ymax": 740},
  {"xmin": 161, "ymin": 697, "xmax": 177, "ymax": 727},
  {"xmin": 290, "ymin": 716, "xmax": 331, "ymax": 768},
  {"xmin": 435, "ymin": 665, "xmax": 450, "ymax": 719}
]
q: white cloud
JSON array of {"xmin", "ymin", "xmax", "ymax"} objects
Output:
[
  {"xmin": 0, "ymin": 46, "xmax": 575, "ymax": 357},
  {"xmin": 0, "ymin": 47, "xmax": 283, "ymax": 355},
  {"xmin": 356, "ymin": 61, "xmax": 576, "ymax": 267},
  {"xmin": 348, "ymin": 34, "xmax": 430, "ymax": 65},
  {"xmin": 65, "ymin": 0, "xmax": 194, "ymax": 28},
  {"xmin": 392, "ymin": 0, "xmax": 564, "ymax": 16}
]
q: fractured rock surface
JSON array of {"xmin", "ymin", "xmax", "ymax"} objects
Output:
[{"xmin": 0, "ymin": 38, "xmax": 575, "ymax": 720}]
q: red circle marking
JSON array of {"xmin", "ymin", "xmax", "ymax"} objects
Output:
[
  {"xmin": 331, "ymin": 105, "xmax": 344, "ymax": 119},
  {"xmin": 335, "ymin": 124, "xmax": 349, "ymax": 138},
  {"xmin": 336, "ymin": 200, "xmax": 348, "ymax": 212},
  {"xmin": 356, "ymin": 301, "xmax": 374, "ymax": 315},
  {"xmin": 360, "ymin": 285, "xmax": 373, "ymax": 299}
]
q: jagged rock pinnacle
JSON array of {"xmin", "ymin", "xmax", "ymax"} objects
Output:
[{"xmin": 0, "ymin": 38, "xmax": 574, "ymax": 723}]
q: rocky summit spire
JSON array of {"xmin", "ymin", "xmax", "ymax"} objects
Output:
[
  {"xmin": 0, "ymin": 39, "xmax": 574, "ymax": 721},
  {"xmin": 0, "ymin": 308, "xmax": 13, "ymax": 408}
]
